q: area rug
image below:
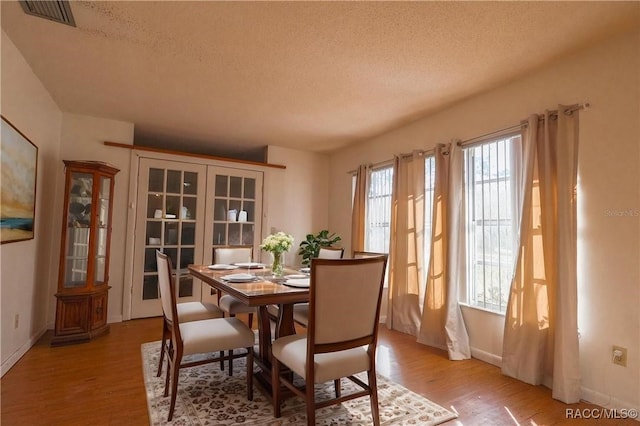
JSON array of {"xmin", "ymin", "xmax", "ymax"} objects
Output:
[{"xmin": 142, "ymin": 341, "xmax": 458, "ymax": 425}]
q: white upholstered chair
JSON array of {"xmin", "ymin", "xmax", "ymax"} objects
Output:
[
  {"xmin": 271, "ymin": 255, "xmax": 388, "ymax": 425},
  {"xmin": 156, "ymin": 256, "xmax": 223, "ymax": 377},
  {"xmin": 292, "ymin": 246, "xmax": 345, "ymax": 326},
  {"xmin": 213, "ymin": 245, "xmax": 257, "ymax": 327},
  {"xmin": 213, "ymin": 245, "xmax": 257, "ymax": 373},
  {"xmin": 317, "ymin": 246, "xmax": 345, "ymax": 259},
  {"xmin": 156, "ymin": 251, "xmax": 254, "ymax": 421}
]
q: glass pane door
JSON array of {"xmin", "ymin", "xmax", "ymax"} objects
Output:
[
  {"xmin": 202, "ymin": 166, "xmax": 262, "ymax": 303},
  {"xmin": 131, "ymin": 159, "xmax": 206, "ymax": 318},
  {"xmin": 131, "ymin": 159, "xmax": 263, "ymax": 318}
]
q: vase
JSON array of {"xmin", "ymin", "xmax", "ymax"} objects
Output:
[{"xmin": 271, "ymin": 251, "xmax": 284, "ymax": 277}]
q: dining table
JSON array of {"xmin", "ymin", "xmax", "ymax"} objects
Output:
[{"xmin": 187, "ymin": 263, "xmax": 309, "ymax": 392}]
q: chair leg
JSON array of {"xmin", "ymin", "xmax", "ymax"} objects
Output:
[
  {"xmin": 367, "ymin": 369, "xmax": 381, "ymax": 426},
  {"xmin": 167, "ymin": 349, "xmax": 182, "ymax": 422},
  {"xmin": 272, "ymin": 356, "xmax": 281, "ymax": 418},
  {"xmin": 305, "ymin": 377, "xmax": 315, "ymax": 426},
  {"xmin": 156, "ymin": 321, "xmax": 169, "ymax": 377},
  {"xmin": 228, "ymin": 312, "xmax": 237, "ymax": 375},
  {"xmin": 246, "ymin": 347, "xmax": 254, "ymax": 401},
  {"xmin": 334, "ymin": 378, "xmax": 341, "ymax": 398},
  {"xmin": 163, "ymin": 340, "xmax": 173, "ymax": 397},
  {"xmin": 163, "ymin": 357, "xmax": 171, "ymax": 397}
]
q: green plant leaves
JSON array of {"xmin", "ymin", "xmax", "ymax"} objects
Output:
[{"xmin": 297, "ymin": 230, "xmax": 342, "ymax": 266}]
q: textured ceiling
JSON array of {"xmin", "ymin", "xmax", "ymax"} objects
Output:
[{"xmin": 2, "ymin": 1, "xmax": 639, "ymax": 159}]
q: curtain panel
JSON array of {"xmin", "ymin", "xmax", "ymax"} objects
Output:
[
  {"xmin": 386, "ymin": 152, "xmax": 425, "ymax": 335},
  {"xmin": 417, "ymin": 143, "xmax": 470, "ymax": 360},
  {"xmin": 351, "ymin": 164, "xmax": 370, "ymax": 254},
  {"xmin": 502, "ymin": 105, "xmax": 581, "ymax": 403}
]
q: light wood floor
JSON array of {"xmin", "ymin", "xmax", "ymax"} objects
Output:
[{"xmin": 1, "ymin": 317, "xmax": 633, "ymax": 426}]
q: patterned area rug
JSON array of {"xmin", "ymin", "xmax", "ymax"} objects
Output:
[{"xmin": 142, "ymin": 341, "xmax": 458, "ymax": 425}]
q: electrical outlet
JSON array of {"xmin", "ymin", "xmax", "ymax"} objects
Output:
[
  {"xmin": 14, "ymin": 314, "xmax": 19, "ymax": 329},
  {"xmin": 612, "ymin": 345, "xmax": 627, "ymax": 367}
]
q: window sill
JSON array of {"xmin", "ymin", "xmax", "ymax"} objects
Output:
[{"xmin": 458, "ymin": 302, "xmax": 506, "ymax": 317}]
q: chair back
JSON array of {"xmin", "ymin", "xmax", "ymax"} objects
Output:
[
  {"xmin": 309, "ymin": 256, "xmax": 387, "ymax": 348},
  {"xmin": 353, "ymin": 251, "xmax": 386, "ymax": 259},
  {"xmin": 156, "ymin": 250, "xmax": 177, "ymax": 324},
  {"xmin": 317, "ymin": 247, "xmax": 344, "ymax": 259},
  {"xmin": 214, "ymin": 245, "xmax": 253, "ymax": 264}
]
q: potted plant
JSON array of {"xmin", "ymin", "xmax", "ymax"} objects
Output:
[{"xmin": 298, "ymin": 230, "xmax": 342, "ymax": 266}]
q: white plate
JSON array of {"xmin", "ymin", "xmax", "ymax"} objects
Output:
[
  {"xmin": 208, "ymin": 264, "xmax": 237, "ymax": 270},
  {"xmin": 233, "ymin": 262, "xmax": 266, "ymax": 269},
  {"xmin": 299, "ymin": 267, "xmax": 311, "ymax": 273},
  {"xmin": 283, "ymin": 278, "xmax": 310, "ymax": 288},
  {"xmin": 284, "ymin": 274, "xmax": 308, "ymax": 279},
  {"xmin": 221, "ymin": 273, "xmax": 256, "ymax": 282}
]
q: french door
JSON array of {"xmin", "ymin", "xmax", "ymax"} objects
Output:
[{"xmin": 130, "ymin": 157, "xmax": 263, "ymax": 318}]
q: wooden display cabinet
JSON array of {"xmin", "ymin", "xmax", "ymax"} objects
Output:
[{"xmin": 52, "ymin": 160, "xmax": 119, "ymax": 346}]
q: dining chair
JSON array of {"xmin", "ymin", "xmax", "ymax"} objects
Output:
[
  {"xmin": 317, "ymin": 246, "xmax": 345, "ymax": 259},
  {"xmin": 156, "ymin": 295, "xmax": 223, "ymax": 377},
  {"xmin": 213, "ymin": 245, "xmax": 256, "ymax": 327},
  {"xmin": 156, "ymin": 250, "xmax": 254, "ymax": 421},
  {"xmin": 212, "ymin": 245, "xmax": 257, "ymax": 373},
  {"xmin": 292, "ymin": 246, "xmax": 345, "ymax": 327},
  {"xmin": 271, "ymin": 256, "xmax": 388, "ymax": 425}
]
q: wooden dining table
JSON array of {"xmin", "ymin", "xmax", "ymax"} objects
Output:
[{"xmin": 187, "ymin": 264, "xmax": 309, "ymax": 392}]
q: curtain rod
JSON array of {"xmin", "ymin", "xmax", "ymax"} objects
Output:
[
  {"xmin": 346, "ymin": 148, "xmax": 436, "ymax": 174},
  {"xmin": 347, "ymin": 102, "xmax": 590, "ymax": 174},
  {"xmin": 457, "ymin": 102, "xmax": 589, "ymax": 147}
]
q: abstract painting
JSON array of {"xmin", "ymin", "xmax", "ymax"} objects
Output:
[{"xmin": 1, "ymin": 116, "xmax": 38, "ymax": 244}]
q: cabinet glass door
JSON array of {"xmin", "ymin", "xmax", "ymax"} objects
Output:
[
  {"xmin": 95, "ymin": 176, "xmax": 111, "ymax": 284},
  {"xmin": 64, "ymin": 172, "xmax": 93, "ymax": 288}
]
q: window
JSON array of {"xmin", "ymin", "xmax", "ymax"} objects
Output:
[
  {"xmin": 463, "ymin": 134, "xmax": 520, "ymax": 313},
  {"xmin": 365, "ymin": 166, "xmax": 393, "ymax": 253}
]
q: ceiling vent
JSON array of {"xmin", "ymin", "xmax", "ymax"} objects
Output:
[{"xmin": 19, "ymin": 0, "xmax": 76, "ymax": 27}]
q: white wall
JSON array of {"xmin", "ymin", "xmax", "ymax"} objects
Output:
[
  {"xmin": 1, "ymin": 31, "xmax": 133, "ymax": 373},
  {"xmin": 329, "ymin": 30, "xmax": 640, "ymax": 410},
  {"xmin": 1, "ymin": 30, "xmax": 62, "ymax": 374},
  {"xmin": 265, "ymin": 145, "xmax": 330, "ymax": 265}
]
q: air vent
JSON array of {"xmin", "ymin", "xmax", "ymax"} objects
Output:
[{"xmin": 19, "ymin": 0, "xmax": 76, "ymax": 27}]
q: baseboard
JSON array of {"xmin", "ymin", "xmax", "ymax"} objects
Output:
[
  {"xmin": 581, "ymin": 387, "xmax": 640, "ymax": 418},
  {"xmin": 470, "ymin": 346, "xmax": 502, "ymax": 367},
  {"xmin": 1, "ymin": 326, "xmax": 48, "ymax": 378},
  {"xmin": 108, "ymin": 314, "xmax": 123, "ymax": 324}
]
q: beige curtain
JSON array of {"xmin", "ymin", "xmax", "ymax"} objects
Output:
[
  {"xmin": 351, "ymin": 164, "xmax": 370, "ymax": 254},
  {"xmin": 502, "ymin": 106, "xmax": 581, "ymax": 403},
  {"xmin": 386, "ymin": 152, "xmax": 425, "ymax": 335},
  {"xmin": 417, "ymin": 143, "xmax": 470, "ymax": 359}
]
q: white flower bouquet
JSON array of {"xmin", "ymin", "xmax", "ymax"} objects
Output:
[{"xmin": 260, "ymin": 231, "xmax": 294, "ymax": 254}]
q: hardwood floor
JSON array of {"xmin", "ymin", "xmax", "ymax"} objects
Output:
[{"xmin": 1, "ymin": 317, "xmax": 634, "ymax": 425}]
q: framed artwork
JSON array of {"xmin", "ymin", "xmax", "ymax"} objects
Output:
[{"xmin": 1, "ymin": 116, "xmax": 38, "ymax": 244}]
